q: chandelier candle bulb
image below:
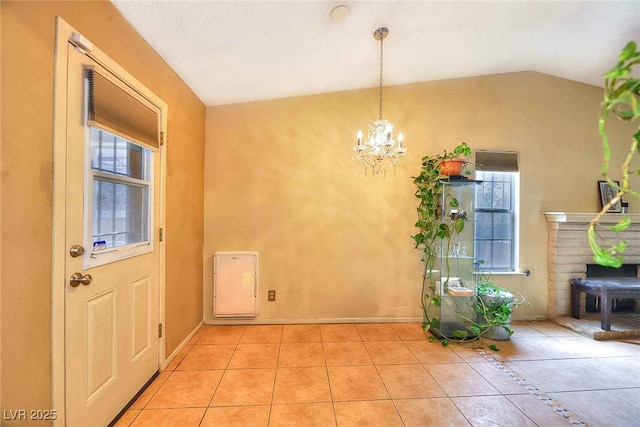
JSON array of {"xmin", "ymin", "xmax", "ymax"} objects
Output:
[{"xmin": 357, "ymin": 130, "xmax": 362, "ymax": 145}]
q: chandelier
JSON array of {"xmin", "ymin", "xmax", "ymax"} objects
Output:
[{"xmin": 353, "ymin": 27, "xmax": 406, "ymax": 176}]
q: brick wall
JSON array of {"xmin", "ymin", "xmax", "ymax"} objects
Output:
[{"xmin": 546, "ymin": 215, "xmax": 640, "ymax": 320}]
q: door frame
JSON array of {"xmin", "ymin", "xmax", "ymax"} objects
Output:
[{"xmin": 51, "ymin": 17, "xmax": 167, "ymax": 426}]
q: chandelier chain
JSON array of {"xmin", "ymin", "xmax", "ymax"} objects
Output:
[{"xmin": 378, "ymin": 32, "xmax": 384, "ymax": 120}]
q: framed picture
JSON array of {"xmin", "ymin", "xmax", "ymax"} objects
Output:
[{"xmin": 598, "ymin": 180, "xmax": 622, "ymax": 213}]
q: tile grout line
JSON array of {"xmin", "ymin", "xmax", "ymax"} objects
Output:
[
  {"xmin": 130, "ymin": 343, "xmax": 191, "ymax": 423},
  {"xmin": 266, "ymin": 332, "xmax": 283, "ymax": 426},
  {"xmin": 200, "ymin": 325, "xmax": 246, "ymax": 425},
  {"xmin": 377, "ymin": 335, "xmax": 413, "ymax": 427},
  {"xmin": 323, "ymin": 347, "xmax": 339, "ymax": 427},
  {"xmin": 475, "ymin": 348, "xmax": 590, "ymax": 427}
]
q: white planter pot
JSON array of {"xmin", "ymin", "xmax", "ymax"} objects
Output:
[{"xmin": 478, "ymin": 291, "xmax": 514, "ymax": 341}]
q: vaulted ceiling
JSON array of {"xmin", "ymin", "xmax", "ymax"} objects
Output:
[{"xmin": 111, "ymin": 1, "xmax": 640, "ymax": 106}]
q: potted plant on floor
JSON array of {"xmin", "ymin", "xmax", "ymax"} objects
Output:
[{"xmin": 474, "ymin": 278, "xmax": 528, "ymax": 340}]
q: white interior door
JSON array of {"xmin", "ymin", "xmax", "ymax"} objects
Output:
[{"xmin": 64, "ymin": 44, "xmax": 161, "ymax": 426}]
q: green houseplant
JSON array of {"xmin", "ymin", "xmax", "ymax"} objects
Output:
[
  {"xmin": 475, "ymin": 279, "xmax": 528, "ymax": 340},
  {"xmin": 434, "ymin": 141, "xmax": 473, "ymax": 177},
  {"xmin": 589, "ymin": 41, "xmax": 640, "ymax": 267},
  {"xmin": 414, "ymin": 142, "xmax": 528, "ymax": 345},
  {"xmin": 413, "ymin": 142, "xmax": 474, "ymax": 343}
]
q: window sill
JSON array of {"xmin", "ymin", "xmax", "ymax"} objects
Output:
[{"xmin": 474, "ymin": 269, "xmax": 530, "ymax": 277}]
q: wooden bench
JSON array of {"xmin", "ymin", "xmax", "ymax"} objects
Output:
[{"xmin": 570, "ymin": 277, "xmax": 640, "ymax": 331}]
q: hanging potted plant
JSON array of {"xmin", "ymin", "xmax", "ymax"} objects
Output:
[{"xmin": 589, "ymin": 41, "xmax": 640, "ymax": 267}]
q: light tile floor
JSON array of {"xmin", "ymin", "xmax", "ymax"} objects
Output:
[{"xmin": 115, "ymin": 321, "xmax": 640, "ymax": 427}]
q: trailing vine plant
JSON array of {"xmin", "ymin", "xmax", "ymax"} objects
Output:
[
  {"xmin": 412, "ymin": 143, "xmax": 474, "ymax": 344},
  {"xmin": 589, "ymin": 41, "xmax": 640, "ymax": 267},
  {"xmin": 413, "ymin": 143, "xmax": 529, "ymax": 347},
  {"xmin": 474, "ymin": 278, "xmax": 528, "ymax": 339}
]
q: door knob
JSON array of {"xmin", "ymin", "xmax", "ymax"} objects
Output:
[
  {"xmin": 69, "ymin": 244, "xmax": 85, "ymax": 257},
  {"xmin": 70, "ymin": 272, "xmax": 92, "ymax": 287}
]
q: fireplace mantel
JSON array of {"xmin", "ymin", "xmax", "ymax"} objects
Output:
[{"xmin": 543, "ymin": 212, "xmax": 640, "ymax": 224}]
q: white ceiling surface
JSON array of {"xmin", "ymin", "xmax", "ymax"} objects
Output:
[{"xmin": 111, "ymin": 1, "xmax": 640, "ymax": 107}]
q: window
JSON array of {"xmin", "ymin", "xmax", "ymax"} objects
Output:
[
  {"xmin": 83, "ymin": 66, "xmax": 160, "ymax": 268},
  {"xmin": 87, "ymin": 127, "xmax": 153, "ymax": 267},
  {"xmin": 90, "ymin": 127, "xmax": 152, "ymax": 249},
  {"xmin": 474, "ymin": 152, "xmax": 519, "ymax": 272}
]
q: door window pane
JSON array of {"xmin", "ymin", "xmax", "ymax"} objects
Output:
[
  {"xmin": 90, "ymin": 127, "xmax": 148, "ymax": 179},
  {"xmin": 92, "ymin": 179, "xmax": 149, "ymax": 249},
  {"xmin": 89, "ymin": 127, "xmax": 151, "ymax": 251}
]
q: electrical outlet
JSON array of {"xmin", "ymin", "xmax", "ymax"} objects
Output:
[{"xmin": 268, "ymin": 290, "xmax": 276, "ymax": 301}]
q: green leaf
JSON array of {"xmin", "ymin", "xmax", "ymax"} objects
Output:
[
  {"xmin": 619, "ymin": 41, "xmax": 638, "ymax": 61},
  {"xmin": 428, "ymin": 336, "xmax": 438, "ymax": 342},
  {"xmin": 609, "ymin": 216, "xmax": 631, "ymax": 232},
  {"xmin": 454, "ymin": 218, "xmax": 465, "ymax": 234},
  {"xmin": 618, "ymin": 109, "xmax": 635, "ymax": 120},
  {"xmin": 613, "ymin": 240, "xmax": 628, "ymax": 254},
  {"xmin": 449, "ymin": 198, "xmax": 459, "ymax": 208},
  {"xmin": 488, "ymin": 344, "xmax": 500, "ymax": 352},
  {"xmin": 604, "ymin": 67, "xmax": 630, "ymax": 79},
  {"xmin": 412, "ymin": 234, "xmax": 425, "ymax": 245},
  {"xmin": 430, "ymin": 317, "xmax": 440, "ymax": 330},
  {"xmin": 588, "ymin": 226, "xmax": 625, "ymax": 268},
  {"xmin": 593, "ymin": 251, "xmax": 623, "ymax": 268},
  {"xmin": 440, "ymin": 338, "xmax": 449, "ymax": 347},
  {"xmin": 452, "ymin": 330, "xmax": 469, "ymax": 339}
]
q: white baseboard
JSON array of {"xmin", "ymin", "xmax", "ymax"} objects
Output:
[
  {"xmin": 201, "ymin": 316, "xmax": 550, "ymax": 326},
  {"xmin": 203, "ymin": 317, "xmax": 423, "ymax": 326},
  {"xmin": 163, "ymin": 320, "xmax": 203, "ymax": 368}
]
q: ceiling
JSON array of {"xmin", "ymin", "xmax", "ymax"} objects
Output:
[{"xmin": 111, "ymin": 1, "xmax": 640, "ymax": 107}]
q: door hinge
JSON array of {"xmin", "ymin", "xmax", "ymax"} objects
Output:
[
  {"xmin": 160, "ymin": 131, "xmax": 164, "ymax": 146},
  {"xmin": 159, "ymin": 228, "xmax": 163, "ymax": 242},
  {"xmin": 158, "ymin": 323, "xmax": 163, "ymax": 338}
]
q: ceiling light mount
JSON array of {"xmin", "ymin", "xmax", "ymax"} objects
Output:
[
  {"xmin": 373, "ymin": 27, "xmax": 389, "ymax": 41},
  {"xmin": 353, "ymin": 27, "xmax": 406, "ymax": 177}
]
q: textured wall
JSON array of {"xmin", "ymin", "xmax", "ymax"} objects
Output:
[
  {"xmin": 1, "ymin": 1, "xmax": 204, "ymax": 419},
  {"xmin": 203, "ymin": 72, "xmax": 638, "ymax": 324}
]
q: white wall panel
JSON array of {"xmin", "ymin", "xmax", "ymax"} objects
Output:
[{"xmin": 214, "ymin": 252, "xmax": 258, "ymax": 317}]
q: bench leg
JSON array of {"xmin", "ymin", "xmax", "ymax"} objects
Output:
[
  {"xmin": 600, "ymin": 291, "xmax": 611, "ymax": 331},
  {"xmin": 571, "ymin": 287, "xmax": 581, "ymax": 319}
]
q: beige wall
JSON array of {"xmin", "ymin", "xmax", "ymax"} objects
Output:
[
  {"xmin": 1, "ymin": 1, "xmax": 204, "ymax": 419},
  {"xmin": 204, "ymin": 71, "xmax": 637, "ymax": 323}
]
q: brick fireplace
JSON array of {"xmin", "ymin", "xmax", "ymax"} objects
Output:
[{"xmin": 543, "ymin": 212, "xmax": 640, "ymax": 321}]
